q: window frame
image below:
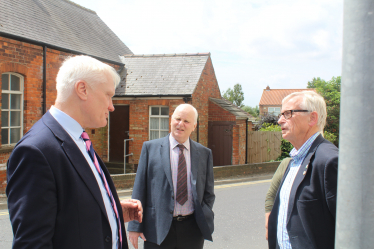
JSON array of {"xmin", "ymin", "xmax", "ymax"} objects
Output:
[
  {"xmin": 268, "ymin": 107, "xmax": 281, "ymax": 116},
  {"xmin": 1, "ymin": 72, "xmax": 24, "ymax": 146},
  {"xmin": 149, "ymin": 106, "xmax": 170, "ymax": 140}
]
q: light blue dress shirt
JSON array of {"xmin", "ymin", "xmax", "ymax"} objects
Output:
[
  {"xmin": 49, "ymin": 106, "xmax": 118, "ymax": 249},
  {"xmin": 277, "ymin": 132, "xmax": 320, "ymax": 249}
]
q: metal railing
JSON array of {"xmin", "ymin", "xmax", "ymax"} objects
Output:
[{"xmin": 124, "ymin": 138, "xmax": 133, "ymax": 174}]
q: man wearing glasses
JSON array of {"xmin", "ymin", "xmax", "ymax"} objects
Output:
[{"xmin": 267, "ymin": 91, "xmax": 338, "ymax": 249}]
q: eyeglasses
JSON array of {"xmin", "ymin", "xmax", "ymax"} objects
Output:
[{"xmin": 278, "ymin": 110, "xmax": 310, "ymax": 120}]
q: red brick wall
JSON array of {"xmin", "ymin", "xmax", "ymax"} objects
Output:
[
  {"xmin": 113, "ymin": 99, "xmax": 185, "ymax": 165},
  {"xmin": 0, "ymin": 36, "xmax": 121, "ymax": 193},
  {"xmin": 208, "ymin": 101, "xmax": 236, "ymax": 121},
  {"xmin": 192, "ymin": 56, "xmax": 221, "ymax": 147}
]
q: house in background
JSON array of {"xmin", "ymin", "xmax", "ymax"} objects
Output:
[
  {"xmin": 109, "ymin": 53, "xmax": 254, "ymax": 169},
  {"xmin": 259, "ymin": 86, "xmax": 316, "ymax": 116},
  {"xmin": 0, "ymin": 0, "xmax": 131, "ymax": 193}
]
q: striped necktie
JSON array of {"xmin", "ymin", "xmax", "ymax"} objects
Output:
[
  {"xmin": 81, "ymin": 131, "xmax": 122, "ymax": 248},
  {"xmin": 176, "ymin": 144, "xmax": 188, "ymax": 205}
]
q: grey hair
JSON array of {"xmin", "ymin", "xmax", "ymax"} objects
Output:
[
  {"xmin": 173, "ymin": 104, "xmax": 198, "ymax": 124},
  {"xmin": 282, "ymin": 91, "xmax": 327, "ymax": 132},
  {"xmin": 56, "ymin": 55, "xmax": 120, "ymax": 102}
]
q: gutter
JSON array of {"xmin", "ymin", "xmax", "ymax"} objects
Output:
[{"xmin": 113, "ymin": 94, "xmax": 192, "ymax": 98}]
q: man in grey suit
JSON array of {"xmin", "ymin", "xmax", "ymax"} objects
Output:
[{"xmin": 128, "ymin": 104, "xmax": 215, "ymax": 249}]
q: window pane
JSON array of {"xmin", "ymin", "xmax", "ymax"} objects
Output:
[
  {"xmin": 2, "ymin": 74, "xmax": 9, "ymax": 90},
  {"xmin": 11, "ymin": 75, "xmax": 20, "ymax": 91},
  {"xmin": 150, "ymin": 130, "xmax": 159, "ymax": 140},
  {"xmin": 10, "ymin": 128, "xmax": 21, "ymax": 144},
  {"xmin": 160, "ymin": 131, "xmax": 169, "ymax": 138},
  {"xmin": 2, "ymin": 94, "xmax": 9, "ymax": 109},
  {"xmin": 160, "ymin": 118, "xmax": 169, "ymax": 130},
  {"xmin": 1, "ymin": 128, "xmax": 8, "ymax": 144},
  {"xmin": 2, "ymin": 111, "xmax": 8, "ymax": 127},
  {"xmin": 150, "ymin": 118, "xmax": 159, "ymax": 129},
  {"xmin": 11, "ymin": 111, "xmax": 21, "ymax": 126},
  {"xmin": 151, "ymin": 107, "xmax": 159, "ymax": 115},
  {"xmin": 11, "ymin": 94, "xmax": 21, "ymax": 109},
  {"xmin": 161, "ymin": 107, "xmax": 169, "ymax": 115}
]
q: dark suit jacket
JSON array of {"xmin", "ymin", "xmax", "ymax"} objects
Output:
[
  {"xmin": 6, "ymin": 111, "xmax": 128, "ymax": 249},
  {"xmin": 128, "ymin": 135, "xmax": 215, "ymax": 245},
  {"xmin": 268, "ymin": 134, "xmax": 338, "ymax": 249}
]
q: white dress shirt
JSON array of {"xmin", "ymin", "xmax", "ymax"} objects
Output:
[
  {"xmin": 49, "ymin": 106, "xmax": 118, "ymax": 249},
  {"xmin": 169, "ymin": 134, "xmax": 194, "ymax": 216}
]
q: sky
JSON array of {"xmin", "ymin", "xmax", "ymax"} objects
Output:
[{"xmin": 72, "ymin": 0, "xmax": 343, "ymax": 107}]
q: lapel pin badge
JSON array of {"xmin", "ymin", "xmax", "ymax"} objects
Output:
[{"xmin": 303, "ymin": 171, "xmax": 306, "ymax": 175}]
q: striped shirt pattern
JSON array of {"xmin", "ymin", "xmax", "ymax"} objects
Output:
[
  {"xmin": 277, "ymin": 132, "xmax": 320, "ymax": 249},
  {"xmin": 169, "ymin": 135, "xmax": 194, "ymax": 216}
]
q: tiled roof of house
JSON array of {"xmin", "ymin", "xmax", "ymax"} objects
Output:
[
  {"xmin": 209, "ymin": 98, "xmax": 256, "ymax": 121},
  {"xmin": 116, "ymin": 53, "xmax": 210, "ymax": 96},
  {"xmin": 0, "ymin": 0, "xmax": 132, "ymax": 64},
  {"xmin": 259, "ymin": 87, "xmax": 316, "ymax": 105}
]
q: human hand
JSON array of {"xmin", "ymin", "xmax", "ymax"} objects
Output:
[
  {"xmin": 128, "ymin": 231, "xmax": 146, "ymax": 249},
  {"xmin": 120, "ymin": 199, "xmax": 143, "ymax": 223},
  {"xmin": 265, "ymin": 212, "xmax": 270, "ymax": 240}
]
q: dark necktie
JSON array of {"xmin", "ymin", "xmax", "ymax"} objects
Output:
[
  {"xmin": 81, "ymin": 131, "xmax": 122, "ymax": 248},
  {"xmin": 176, "ymin": 144, "xmax": 188, "ymax": 205}
]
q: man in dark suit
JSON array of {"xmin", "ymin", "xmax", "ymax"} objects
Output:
[
  {"xmin": 6, "ymin": 55, "xmax": 142, "ymax": 249},
  {"xmin": 268, "ymin": 91, "xmax": 338, "ymax": 249},
  {"xmin": 128, "ymin": 104, "xmax": 215, "ymax": 249}
]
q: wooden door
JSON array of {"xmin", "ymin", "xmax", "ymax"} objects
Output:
[
  {"xmin": 208, "ymin": 121, "xmax": 234, "ymax": 166},
  {"xmin": 109, "ymin": 105, "xmax": 129, "ymax": 162}
]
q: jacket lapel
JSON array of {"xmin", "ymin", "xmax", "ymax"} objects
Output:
[
  {"xmin": 42, "ymin": 111, "xmax": 108, "ymax": 219},
  {"xmin": 286, "ymin": 134, "xmax": 325, "ymax": 222},
  {"xmin": 189, "ymin": 139, "xmax": 199, "ymax": 190},
  {"xmin": 160, "ymin": 135, "xmax": 173, "ymax": 189}
]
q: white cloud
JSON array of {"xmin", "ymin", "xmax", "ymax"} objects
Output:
[{"xmin": 72, "ymin": 0, "xmax": 343, "ymax": 106}]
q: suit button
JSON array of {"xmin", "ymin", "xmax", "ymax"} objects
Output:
[
  {"xmin": 172, "ymin": 196, "xmax": 174, "ymax": 199},
  {"xmin": 105, "ymin": 236, "xmax": 111, "ymax": 243},
  {"xmin": 170, "ymin": 211, "xmax": 173, "ymax": 214}
]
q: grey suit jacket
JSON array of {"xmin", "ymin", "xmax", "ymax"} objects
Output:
[{"xmin": 128, "ymin": 135, "xmax": 215, "ymax": 245}]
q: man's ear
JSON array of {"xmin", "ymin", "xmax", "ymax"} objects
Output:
[
  {"xmin": 309, "ymin": 111, "xmax": 318, "ymax": 127},
  {"xmin": 75, "ymin": 80, "xmax": 88, "ymax": 100},
  {"xmin": 193, "ymin": 123, "xmax": 197, "ymax": 131}
]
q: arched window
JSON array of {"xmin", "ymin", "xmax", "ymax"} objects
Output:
[{"xmin": 1, "ymin": 73, "xmax": 24, "ymax": 145}]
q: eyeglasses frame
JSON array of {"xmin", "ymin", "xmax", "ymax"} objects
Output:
[{"xmin": 278, "ymin": 110, "xmax": 310, "ymax": 120}]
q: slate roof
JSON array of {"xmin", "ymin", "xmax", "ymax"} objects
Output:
[
  {"xmin": 0, "ymin": 0, "xmax": 132, "ymax": 64},
  {"xmin": 209, "ymin": 98, "xmax": 255, "ymax": 121},
  {"xmin": 259, "ymin": 87, "xmax": 316, "ymax": 106},
  {"xmin": 116, "ymin": 53, "xmax": 210, "ymax": 96}
]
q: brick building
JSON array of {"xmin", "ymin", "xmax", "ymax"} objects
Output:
[
  {"xmin": 108, "ymin": 54, "xmax": 254, "ymax": 171},
  {"xmin": 0, "ymin": 0, "xmax": 254, "ymax": 193},
  {"xmin": 259, "ymin": 86, "xmax": 316, "ymax": 116},
  {"xmin": 0, "ymin": 0, "xmax": 132, "ymax": 193}
]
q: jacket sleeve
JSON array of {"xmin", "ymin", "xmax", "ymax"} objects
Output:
[
  {"xmin": 265, "ymin": 158, "xmax": 291, "ymax": 213},
  {"xmin": 203, "ymin": 150, "xmax": 215, "ymax": 210},
  {"xmin": 324, "ymin": 155, "xmax": 338, "ymax": 218},
  {"xmin": 6, "ymin": 144, "xmax": 57, "ymax": 249},
  {"xmin": 128, "ymin": 143, "xmax": 148, "ymax": 233}
]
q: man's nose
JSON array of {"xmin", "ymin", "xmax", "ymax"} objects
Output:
[
  {"xmin": 109, "ymin": 100, "xmax": 115, "ymax": 112},
  {"xmin": 278, "ymin": 115, "xmax": 285, "ymax": 124}
]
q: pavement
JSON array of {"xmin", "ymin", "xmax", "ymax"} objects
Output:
[{"xmin": 0, "ymin": 173, "xmax": 274, "ymax": 210}]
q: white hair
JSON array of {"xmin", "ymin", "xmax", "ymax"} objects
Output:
[
  {"xmin": 173, "ymin": 104, "xmax": 198, "ymax": 124},
  {"xmin": 56, "ymin": 55, "xmax": 120, "ymax": 102},
  {"xmin": 282, "ymin": 91, "xmax": 327, "ymax": 132}
]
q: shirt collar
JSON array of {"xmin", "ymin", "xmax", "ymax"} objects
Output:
[
  {"xmin": 169, "ymin": 134, "xmax": 190, "ymax": 151},
  {"xmin": 289, "ymin": 132, "xmax": 320, "ymax": 161},
  {"xmin": 49, "ymin": 105, "xmax": 84, "ymax": 140}
]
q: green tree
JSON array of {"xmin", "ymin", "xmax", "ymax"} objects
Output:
[
  {"xmin": 307, "ymin": 76, "xmax": 340, "ymax": 146},
  {"xmin": 222, "ymin": 83, "xmax": 245, "ymax": 108},
  {"xmin": 242, "ymin": 105, "xmax": 259, "ymax": 117}
]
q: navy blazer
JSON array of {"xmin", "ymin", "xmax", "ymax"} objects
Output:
[
  {"xmin": 128, "ymin": 135, "xmax": 215, "ymax": 245},
  {"xmin": 6, "ymin": 111, "xmax": 128, "ymax": 249},
  {"xmin": 268, "ymin": 134, "xmax": 338, "ymax": 249}
]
